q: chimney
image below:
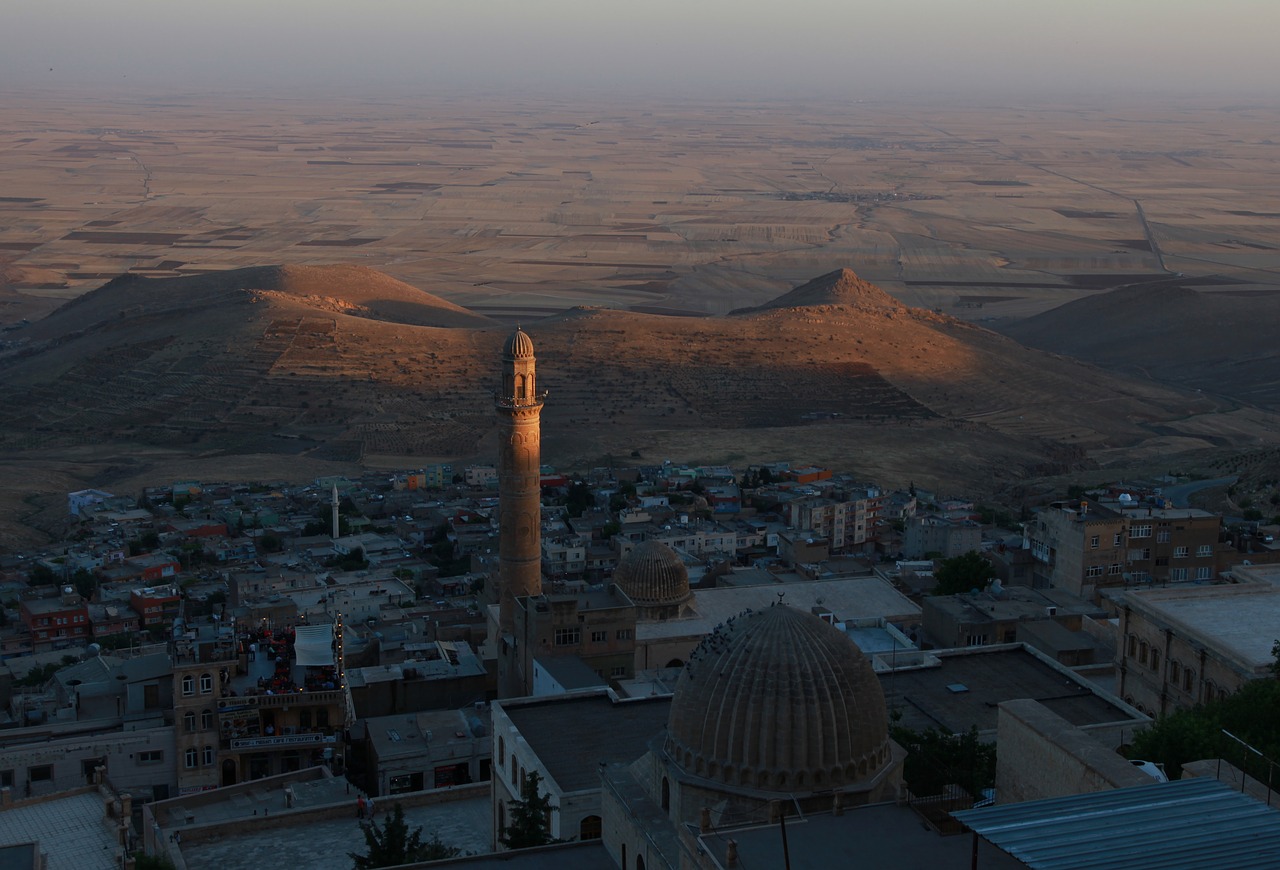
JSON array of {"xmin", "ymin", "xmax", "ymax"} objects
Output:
[
  {"xmin": 699, "ymin": 806, "xmax": 711, "ymax": 834},
  {"xmin": 725, "ymin": 840, "xmax": 739, "ymax": 868}
]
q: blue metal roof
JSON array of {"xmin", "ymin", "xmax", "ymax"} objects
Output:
[{"xmin": 954, "ymin": 777, "xmax": 1280, "ymax": 869}]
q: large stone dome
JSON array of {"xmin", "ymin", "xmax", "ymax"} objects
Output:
[
  {"xmin": 615, "ymin": 541, "xmax": 692, "ymax": 608},
  {"xmin": 503, "ymin": 327, "xmax": 535, "ymax": 359},
  {"xmin": 665, "ymin": 604, "xmax": 891, "ymax": 793}
]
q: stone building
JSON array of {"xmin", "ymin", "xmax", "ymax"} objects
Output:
[
  {"xmin": 1115, "ymin": 582, "xmax": 1280, "ymax": 716},
  {"xmin": 1031, "ymin": 499, "xmax": 1220, "ymax": 600}
]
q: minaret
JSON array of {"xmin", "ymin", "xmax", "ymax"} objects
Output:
[
  {"xmin": 495, "ymin": 327, "xmax": 545, "ymax": 637},
  {"xmin": 331, "ymin": 483, "xmax": 340, "ymax": 540}
]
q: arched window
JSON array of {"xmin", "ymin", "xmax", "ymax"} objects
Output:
[
  {"xmin": 181, "ymin": 675, "xmax": 194, "ymax": 696},
  {"xmin": 202, "ymin": 709, "xmax": 214, "ymax": 730},
  {"xmin": 579, "ymin": 815, "xmax": 602, "ymax": 840},
  {"xmin": 661, "ymin": 777, "xmax": 670, "ymax": 812},
  {"xmin": 498, "ymin": 737, "xmax": 505, "ymax": 766},
  {"xmin": 202, "ymin": 746, "xmax": 214, "ymax": 766},
  {"xmin": 637, "ymin": 855, "xmax": 646, "ymax": 870},
  {"xmin": 199, "ymin": 673, "xmax": 214, "ymax": 694},
  {"xmin": 510, "ymin": 756, "xmax": 518, "ymax": 787},
  {"xmin": 184, "ymin": 711, "xmax": 196, "ymax": 732},
  {"xmin": 498, "ymin": 801, "xmax": 505, "ymax": 833},
  {"xmin": 184, "ymin": 748, "xmax": 197, "ymax": 769},
  {"xmin": 515, "ymin": 376, "xmax": 526, "ymax": 400},
  {"xmin": 621, "ymin": 844, "xmax": 627, "ymax": 869}
]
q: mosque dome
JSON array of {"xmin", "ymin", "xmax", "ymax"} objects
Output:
[
  {"xmin": 665, "ymin": 604, "xmax": 891, "ymax": 792},
  {"xmin": 614, "ymin": 541, "xmax": 692, "ymax": 607},
  {"xmin": 503, "ymin": 327, "xmax": 535, "ymax": 359}
]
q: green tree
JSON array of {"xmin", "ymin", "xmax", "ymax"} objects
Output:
[
  {"xmin": 71, "ymin": 568, "xmax": 96, "ymax": 601},
  {"xmin": 1128, "ymin": 679, "xmax": 1280, "ymax": 779},
  {"xmin": 500, "ymin": 770, "xmax": 560, "ymax": 850},
  {"xmin": 259, "ymin": 533, "xmax": 283, "ymax": 553},
  {"xmin": 564, "ymin": 481, "xmax": 593, "ymax": 518},
  {"xmin": 932, "ymin": 551, "xmax": 993, "ymax": 596},
  {"xmin": 27, "ymin": 564, "xmax": 56, "ymax": 586},
  {"xmin": 891, "ymin": 724, "xmax": 996, "ymax": 800},
  {"xmin": 349, "ymin": 802, "xmax": 459, "ymax": 868},
  {"xmin": 132, "ymin": 853, "xmax": 177, "ymax": 870}
]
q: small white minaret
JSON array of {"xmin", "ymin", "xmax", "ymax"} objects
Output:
[{"xmin": 331, "ymin": 483, "xmax": 340, "ymax": 540}]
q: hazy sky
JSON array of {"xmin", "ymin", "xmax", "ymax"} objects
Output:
[{"xmin": 4, "ymin": 0, "xmax": 1279, "ymax": 100}]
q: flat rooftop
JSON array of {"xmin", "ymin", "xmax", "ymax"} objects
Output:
[
  {"xmin": 880, "ymin": 645, "xmax": 1140, "ymax": 735},
  {"xmin": 0, "ymin": 791, "xmax": 124, "ymax": 870},
  {"xmin": 178, "ymin": 793, "xmax": 490, "ymax": 870},
  {"xmin": 1122, "ymin": 584, "xmax": 1280, "ymax": 670},
  {"xmin": 501, "ymin": 692, "xmax": 670, "ymax": 793},
  {"xmin": 638, "ymin": 577, "xmax": 919, "ymax": 641}
]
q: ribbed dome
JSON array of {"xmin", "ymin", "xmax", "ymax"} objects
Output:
[
  {"xmin": 666, "ymin": 604, "xmax": 890, "ymax": 792},
  {"xmin": 615, "ymin": 541, "xmax": 691, "ymax": 607},
  {"xmin": 503, "ymin": 327, "xmax": 535, "ymax": 359}
]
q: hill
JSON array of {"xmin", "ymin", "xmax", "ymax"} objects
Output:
[
  {"xmin": 0, "ymin": 265, "xmax": 1275, "ymax": 547},
  {"xmin": 730, "ymin": 268, "xmax": 904, "ymax": 314},
  {"xmin": 1000, "ymin": 282, "xmax": 1280, "ymax": 408}
]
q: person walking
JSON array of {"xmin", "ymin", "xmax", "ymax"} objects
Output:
[{"xmin": 357, "ymin": 794, "xmax": 366, "ymax": 819}]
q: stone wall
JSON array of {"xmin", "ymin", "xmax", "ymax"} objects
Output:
[{"xmin": 995, "ymin": 699, "xmax": 1151, "ymax": 804}]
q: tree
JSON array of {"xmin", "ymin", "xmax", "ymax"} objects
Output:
[
  {"xmin": 71, "ymin": 568, "xmax": 96, "ymax": 601},
  {"xmin": 500, "ymin": 770, "xmax": 560, "ymax": 850},
  {"xmin": 932, "ymin": 551, "xmax": 993, "ymax": 596},
  {"xmin": 891, "ymin": 724, "xmax": 996, "ymax": 800},
  {"xmin": 349, "ymin": 802, "xmax": 459, "ymax": 869},
  {"xmin": 1128, "ymin": 679, "xmax": 1280, "ymax": 780}
]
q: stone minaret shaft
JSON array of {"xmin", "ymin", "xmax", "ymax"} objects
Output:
[{"xmin": 496, "ymin": 327, "xmax": 544, "ymax": 632}]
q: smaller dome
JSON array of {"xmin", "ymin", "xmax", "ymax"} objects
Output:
[
  {"xmin": 503, "ymin": 327, "xmax": 535, "ymax": 359},
  {"xmin": 615, "ymin": 541, "xmax": 691, "ymax": 607}
]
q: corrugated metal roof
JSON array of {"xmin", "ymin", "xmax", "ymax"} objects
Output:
[{"xmin": 954, "ymin": 777, "xmax": 1280, "ymax": 869}]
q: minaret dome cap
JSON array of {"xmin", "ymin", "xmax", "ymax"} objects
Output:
[{"xmin": 503, "ymin": 327, "xmax": 535, "ymax": 359}]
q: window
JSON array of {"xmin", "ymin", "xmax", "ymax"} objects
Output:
[
  {"xmin": 181, "ymin": 675, "xmax": 195, "ymax": 696},
  {"xmin": 1085, "ymin": 566, "xmax": 1103, "ymax": 578},
  {"xmin": 139, "ymin": 750, "xmax": 163, "ymax": 765},
  {"xmin": 202, "ymin": 746, "xmax": 214, "ymax": 766},
  {"xmin": 590, "ymin": 630, "xmax": 607, "ymax": 643},
  {"xmin": 616, "ymin": 629, "xmax": 633, "ymax": 640},
  {"xmin": 1173, "ymin": 546, "xmax": 1188, "ymax": 558},
  {"xmin": 1108, "ymin": 564, "xmax": 1123, "ymax": 575},
  {"xmin": 1130, "ymin": 525, "xmax": 1152, "ymax": 539},
  {"xmin": 611, "ymin": 666, "xmax": 627, "ymax": 678},
  {"xmin": 1139, "ymin": 641, "xmax": 1149, "ymax": 665},
  {"xmin": 1113, "ymin": 533, "xmax": 1123, "ymax": 547},
  {"xmin": 1127, "ymin": 635, "xmax": 1137, "ymax": 657},
  {"xmin": 510, "ymin": 755, "xmax": 518, "ymax": 786},
  {"xmin": 28, "ymin": 765, "xmax": 52, "ymax": 782},
  {"xmin": 1090, "ymin": 535, "xmax": 1100, "ymax": 549},
  {"xmin": 554, "ymin": 628, "xmax": 580, "ymax": 646},
  {"xmin": 1156, "ymin": 530, "xmax": 1171, "ymax": 543},
  {"xmin": 1150, "ymin": 650, "xmax": 1161, "ymax": 671},
  {"xmin": 1170, "ymin": 661, "xmax": 1181, "ymax": 683},
  {"xmin": 185, "ymin": 748, "xmax": 197, "ymax": 769},
  {"xmin": 201, "ymin": 709, "xmax": 213, "ymax": 730},
  {"xmin": 1130, "ymin": 548, "xmax": 1151, "ymax": 561},
  {"xmin": 1170, "ymin": 568, "xmax": 1188, "ymax": 581},
  {"xmin": 1195, "ymin": 567, "xmax": 1212, "ymax": 581},
  {"xmin": 1184, "ymin": 669, "xmax": 1195, "ymax": 691},
  {"xmin": 184, "ymin": 712, "xmax": 196, "ymax": 732},
  {"xmin": 0, "ymin": 770, "xmax": 11, "ymax": 788},
  {"xmin": 498, "ymin": 737, "xmax": 505, "ymax": 766},
  {"xmin": 1196, "ymin": 545, "xmax": 1213, "ymax": 557},
  {"xmin": 199, "ymin": 673, "xmax": 213, "ymax": 694}
]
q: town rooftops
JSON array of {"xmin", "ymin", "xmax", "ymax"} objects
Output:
[{"xmin": 1117, "ymin": 582, "xmax": 1280, "ymax": 672}]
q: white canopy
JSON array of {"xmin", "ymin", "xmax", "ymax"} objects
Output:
[{"xmin": 294, "ymin": 623, "xmax": 335, "ymax": 666}]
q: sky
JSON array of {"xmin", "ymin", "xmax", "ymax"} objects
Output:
[{"xmin": 3, "ymin": 0, "xmax": 1279, "ymax": 101}]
